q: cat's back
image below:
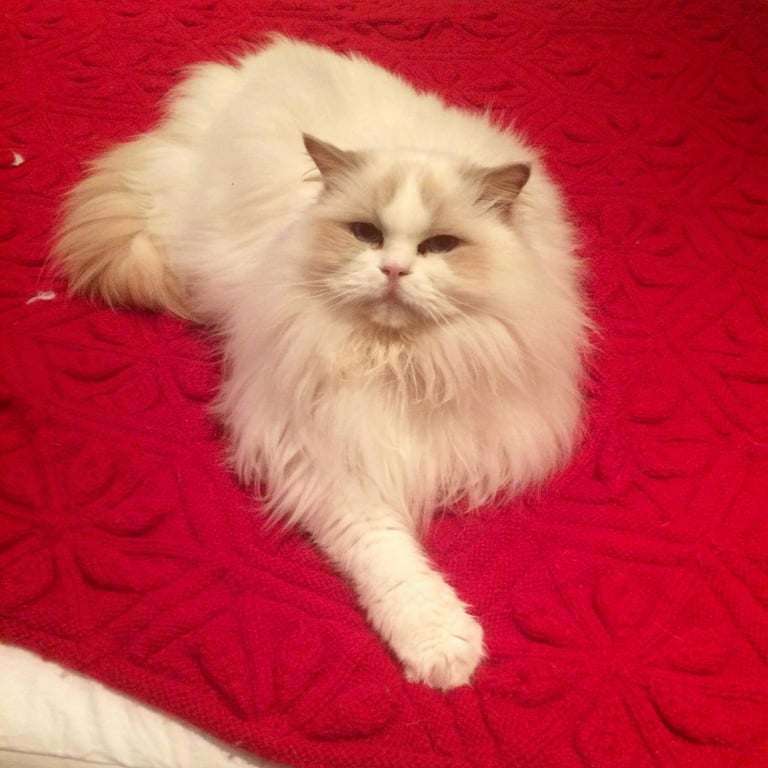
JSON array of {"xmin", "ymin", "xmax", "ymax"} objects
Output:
[{"xmin": 224, "ymin": 36, "xmax": 525, "ymax": 164}]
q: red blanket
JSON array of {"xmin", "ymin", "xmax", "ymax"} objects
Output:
[{"xmin": 2, "ymin": 2, "xmax": 768, "ymax": 766}]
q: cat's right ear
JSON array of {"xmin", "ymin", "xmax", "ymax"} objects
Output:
[
  {"xmin": 469, "ymin": 162, "xmax": 531, "ymax": 216},
  {"xmin": 303, "ymin": 134, "xmax": 360, "ymax": 185}
]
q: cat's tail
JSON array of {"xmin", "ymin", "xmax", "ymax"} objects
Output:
[{"xmin": 52, "ymin": 137, "xmax": 190, "ymax": 319}]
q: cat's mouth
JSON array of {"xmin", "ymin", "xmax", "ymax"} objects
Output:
[
  {"xmin": 366, "ymin": 286, "xmax": 427, "ymax": 329},
  {"xmin": 328, "ymin": 282, "xmax": 426, "ymax": 329},
  {"xmin": 382, "ymin": 287, "xmax": 404, "ymax": 305},
  {"xmin": 377, "ymin": 284, "xmax": 417, "ymax": 313}
]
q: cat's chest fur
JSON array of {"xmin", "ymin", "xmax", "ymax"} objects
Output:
[{"xmin": 321, "ymin": 335, "xmax": 507, "ymax": 496}]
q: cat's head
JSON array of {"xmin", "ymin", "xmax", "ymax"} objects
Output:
[{"xmin": 301, "ymin": 134, "xmax": 531, "ymax": 332}]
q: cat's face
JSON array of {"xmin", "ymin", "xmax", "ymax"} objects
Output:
[{"xmin": 302, "ymin": 135, "xmax": 530, "ymax": 331}]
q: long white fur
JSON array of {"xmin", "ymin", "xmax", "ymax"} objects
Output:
[{"xmin": 53, "ymin": 36, "xmax": 589, "ymax": 689}]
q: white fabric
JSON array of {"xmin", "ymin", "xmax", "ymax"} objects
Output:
[{"xmin": 0, "ymin": 644, "xmax": 286, "ymax": 768}]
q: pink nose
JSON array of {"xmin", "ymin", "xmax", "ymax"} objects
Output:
[{"xmin": 380, "ymin": 264, "xmax": 410, "ymax": 279}]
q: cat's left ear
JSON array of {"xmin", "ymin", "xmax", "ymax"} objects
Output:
[
  {"xmin": 471, "ymin": 162, "xmax": 531, "ymax": 214},
  {"xmin": 303, "ymin": 134, "xmax": 360, "ymax": 185}
]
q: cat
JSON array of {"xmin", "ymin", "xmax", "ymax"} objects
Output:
[{"xmin": 54, "ymin": 35, "xmax": 589, "ymax": 690}]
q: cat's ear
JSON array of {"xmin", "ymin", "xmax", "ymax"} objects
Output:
[
  {"xmin": 471, "ymin": 162, "xmax": 531, "ymax": 214},
  {"xmin": 303, "ymin": 134, "xmax": 360, "ymax": 183}
]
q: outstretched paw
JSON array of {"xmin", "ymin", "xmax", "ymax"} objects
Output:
[{"xmin": 400, "ymin": 605, "xmax": 485, "ymax": 690}]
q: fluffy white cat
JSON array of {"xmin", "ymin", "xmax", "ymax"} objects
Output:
[{"xmin": 54, "ymin": 35, "xmax": 588, "ymax": 689}]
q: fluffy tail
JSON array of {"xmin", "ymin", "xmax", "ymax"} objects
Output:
[{"xmin": 53, "ymin": 138, "xmax": 190, "ymax": 318}]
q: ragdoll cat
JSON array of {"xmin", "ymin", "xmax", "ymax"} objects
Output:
[{"xmin": 54, "ymin": 35, "xmax": 588, "ymax": 690}]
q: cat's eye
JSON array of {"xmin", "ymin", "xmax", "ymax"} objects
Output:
[
  {"xmin": 417, "ymin": 235, "xmax": 461, "ymax": 255},
  {"xmin": 349, "ymin": 221, "xmax": 383, "ymax": 247}
]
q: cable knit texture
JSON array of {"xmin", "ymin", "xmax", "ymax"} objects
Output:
[{"xmin": 1, "ymin": 2, "xmax": 767, "ymax": 767}]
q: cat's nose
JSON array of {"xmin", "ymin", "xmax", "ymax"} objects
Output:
[{"xmin": 380, "ymin": 263, "xmax": 411, "ymax": 279}]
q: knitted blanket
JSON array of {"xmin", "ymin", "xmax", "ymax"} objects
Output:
[{"xmin": 2, "ymin": 2, "xmax": 767, "ymax": 766}]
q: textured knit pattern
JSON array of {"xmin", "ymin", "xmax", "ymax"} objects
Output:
[{"xmin": 2, "ymin": 2, "xmax": 768, "ymax": 767}]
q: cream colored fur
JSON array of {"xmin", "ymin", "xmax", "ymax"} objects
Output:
[
  {"xmin": 53, "ymin": 36, "xmax": 589, "ymax": 689},
  {"xmin": 55, "ymin": 140, "xmax": 190, "ymax": 317}
]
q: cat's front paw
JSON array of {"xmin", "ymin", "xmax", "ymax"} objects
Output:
[{"xmin": 400, "ymin": 606, "xmax": 485, "ymax": 690}]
